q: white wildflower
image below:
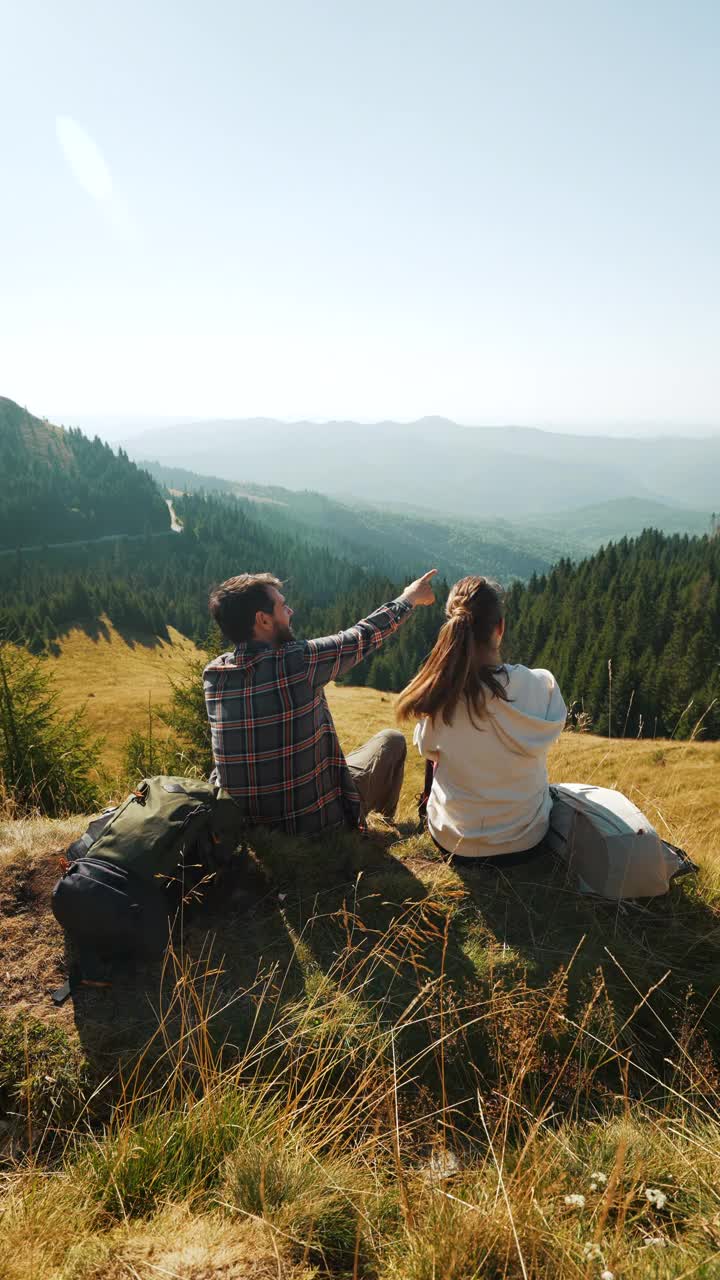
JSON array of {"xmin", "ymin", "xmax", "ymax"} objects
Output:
[
  {"xmin": 641, "ymin": 1234, "xmax": 668, "ymax": 1248},
  {"xmin": 600, "ymin": 1271, "xmax": 614, "ymax": 1280},
  {"xmin": 591, "ymin": 1171, "xmax": 608, "ymax": 1184},
  {"xmin": 645, "ymin": 1187, "xmax": 668, "ymax": 1209},
  {"xmin": 582, "ymin": 1242, "xmax": 603, "ymax": 1261},
  {"xmin": 565, "ymin": 1193, "xmax": 586, "ymax": 1208}
]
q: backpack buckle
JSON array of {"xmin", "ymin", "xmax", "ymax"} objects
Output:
[{"xmin": 132, "ymin": 780, "xmax": 150, "ymax": 805}]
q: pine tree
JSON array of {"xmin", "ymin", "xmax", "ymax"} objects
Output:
[{"xmin": 0, "ymin": 642, "xmax": 102, "ymax": 815}]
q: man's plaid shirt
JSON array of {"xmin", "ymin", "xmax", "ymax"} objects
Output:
[{"xmin": 203, "ymin": 598, "xmax": 413, "ymax": 836}]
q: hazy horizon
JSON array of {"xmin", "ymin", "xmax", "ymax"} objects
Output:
[{"xmin": 38, "ymin": 409, "xmax": 720, "ymax": 447}]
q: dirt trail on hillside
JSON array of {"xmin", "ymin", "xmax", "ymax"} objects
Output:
[{"xmin": 0, "ymin": 500, "xmax": 183, "ymax": 557}]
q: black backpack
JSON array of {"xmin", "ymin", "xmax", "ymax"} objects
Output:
[{"xmin": 51, "ymin": 777, "xmax": 243, "ymax": 1000}]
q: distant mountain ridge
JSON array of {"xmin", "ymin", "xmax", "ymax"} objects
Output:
[{"xmin": 124, "ymin": 415, "xmax": 720, "ymax": 518}]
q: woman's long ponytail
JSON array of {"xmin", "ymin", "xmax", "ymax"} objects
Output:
[{"xmin": 396, "ymin": 576, "xmax": 508, "ymax": 727}]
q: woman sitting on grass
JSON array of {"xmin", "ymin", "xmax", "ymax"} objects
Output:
[{"xmin": 396, "ymin": 575, "xmax": 566, "ymax": 868}]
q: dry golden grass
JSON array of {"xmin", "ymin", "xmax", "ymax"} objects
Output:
[
  {"xmin": 327, "ymin": 683, "xmax": 720, "ymax": 876},
  {"xmin": 41, "ymin": 619, "xmax": 720, "ymax": 878},
  {"xmin": 0, "ymin": 1192, "xmax": 313, "ymax": 1280},
  {"xmin": 4, "ymin": 884, "xmax": 720, "ymax": 1279},
  {"xmin": 2, "ymin": 672, "xmax": 720, "ymax": 1278},
  {"xmin": 549, "ymin": 734, "xmax": 720, "ymax": 884},
  {"xmin": 0, "ymin": 815, "xmax": 84, "ymax": 871},
  {"xmin": 47, "ymin": 617, "xmax": 204, "ymax": 771}
]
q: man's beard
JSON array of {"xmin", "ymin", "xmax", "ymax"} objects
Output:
[{"xmin": 273, "ymin": 623, "xmax": 295, "ymax": 645}]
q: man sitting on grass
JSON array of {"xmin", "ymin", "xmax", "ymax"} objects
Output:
[{"xmin": 204, "ymin": 569, "xmax": 437, "ymax": 836}]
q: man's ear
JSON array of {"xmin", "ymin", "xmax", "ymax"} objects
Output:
[{"xmin": 253, "ymin": 609, "xmax": 270, "ymax": 637}]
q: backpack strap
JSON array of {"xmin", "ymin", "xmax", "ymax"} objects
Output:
[
  {"xmin": 51, "ymin": 971, "xmax": 113, "ymax": 1006},
  {"xmin": 663, "ymin": 841, "xmax": 698, "ymax": 880},
  {"xmin": 417, "ymin": 758, "xmax": 435, "ymax": 832}
]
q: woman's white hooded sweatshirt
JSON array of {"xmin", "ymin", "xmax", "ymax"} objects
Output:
[{"xmin": 414, "ymin": 665, "xmax": 567, "ymax": 859}]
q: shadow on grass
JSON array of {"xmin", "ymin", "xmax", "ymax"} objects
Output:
[
  {"xmin": 50, "ymin": 616, "xmax": 111, "ymax": 647},
  {"xmin": 68, "ymin": 825, "xmax": 474, "ymax": 1133},
  {"xmin": 108, "ymin": 620, "xmax": 171, "ymax": 649},
  {"xmin": 67, "ymin": 823, "xmax": 720, "ymax": 1142},
  {"xmin": 49, "ymin": 616, "xmax": 171, "ymax": 651},
  {"xmin": 450, "ymin": 848, "xmax": 720, "ymax": 1101},
  {"xmin": 69, "ymin": 852, "xmax": 301, "ymax": 1081}
]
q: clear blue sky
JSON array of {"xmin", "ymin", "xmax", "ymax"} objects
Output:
[{"xmin": 2, "ymin": 0, "xmax": 719, "ymax": 433}]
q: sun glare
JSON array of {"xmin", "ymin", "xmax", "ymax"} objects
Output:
[{"xmin": 55, "ymin": 114, "xmax": 113, "ymax": 203}]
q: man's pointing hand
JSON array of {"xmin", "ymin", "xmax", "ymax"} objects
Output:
[{"xmin": 400, "ymin": 569, "xmax": 438, "ymax": 608}]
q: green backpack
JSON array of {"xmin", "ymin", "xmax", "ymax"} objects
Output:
[
  {"xmin": 51, "ymin": 777, "xmax": 244, "ymax": 1003},
  {"xmin": 67, "ymin": 775, "xmax": 242, "ymax": 886}
]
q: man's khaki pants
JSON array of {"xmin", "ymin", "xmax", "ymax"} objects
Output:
[{"xmin": 346, "ymin": 729, "xmax": 407, "ymax": 820}]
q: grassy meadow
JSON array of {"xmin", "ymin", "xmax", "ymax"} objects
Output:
[
  {"xmin": 47, "ymin": 618, "xmax": 203, "ymax": 774},
  {"xmin": 1, "ymin": 639, "xmax": 720, "ymax": 1278}
]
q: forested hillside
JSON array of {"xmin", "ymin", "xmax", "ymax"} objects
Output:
[
  {"xmin": 0, "ymin": 398, "xmax": 168, "ymax": 548},
  {"xmin": 141, "ymin": 459, "xmax": 558, "ymax": 582},
  {"xmin": 2, "ymin": 497, "xmax": 718, "ymax": 740},
  {"xmin": 2, "ymin": 403, "xmax": 718, "ymax": 740},
  {"xmin": 505, "ymin": 529, "xmax": 720, "ymax": 739},
  {"xmin": 0, "ymin": 491, "xmax": 434, "ymax": 654},
  {"xmin": 144, "ymin": 458, "xmax": 714, "ymax": 572},
  {"xmin": 517, "ymin": 496, "xmax": 713, "ymax": 555}
]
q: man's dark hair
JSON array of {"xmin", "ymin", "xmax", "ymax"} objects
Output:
[{"xmin": 208, "ymin": 573, "xmax": 283, "ymax": 644}]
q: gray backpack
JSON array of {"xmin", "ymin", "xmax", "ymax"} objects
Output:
[{"xmin": 546, "ymin": 783, "xmax": 697, "ymax": 899}]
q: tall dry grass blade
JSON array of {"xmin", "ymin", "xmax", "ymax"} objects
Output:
[{"xmin": 477, "ymin": 1092, "xmax": 529, "ymax": 1280}]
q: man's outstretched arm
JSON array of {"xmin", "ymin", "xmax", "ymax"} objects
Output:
[{"xmin": 303, "ymin": 570, "xmax": 438, "ymax": 689}]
